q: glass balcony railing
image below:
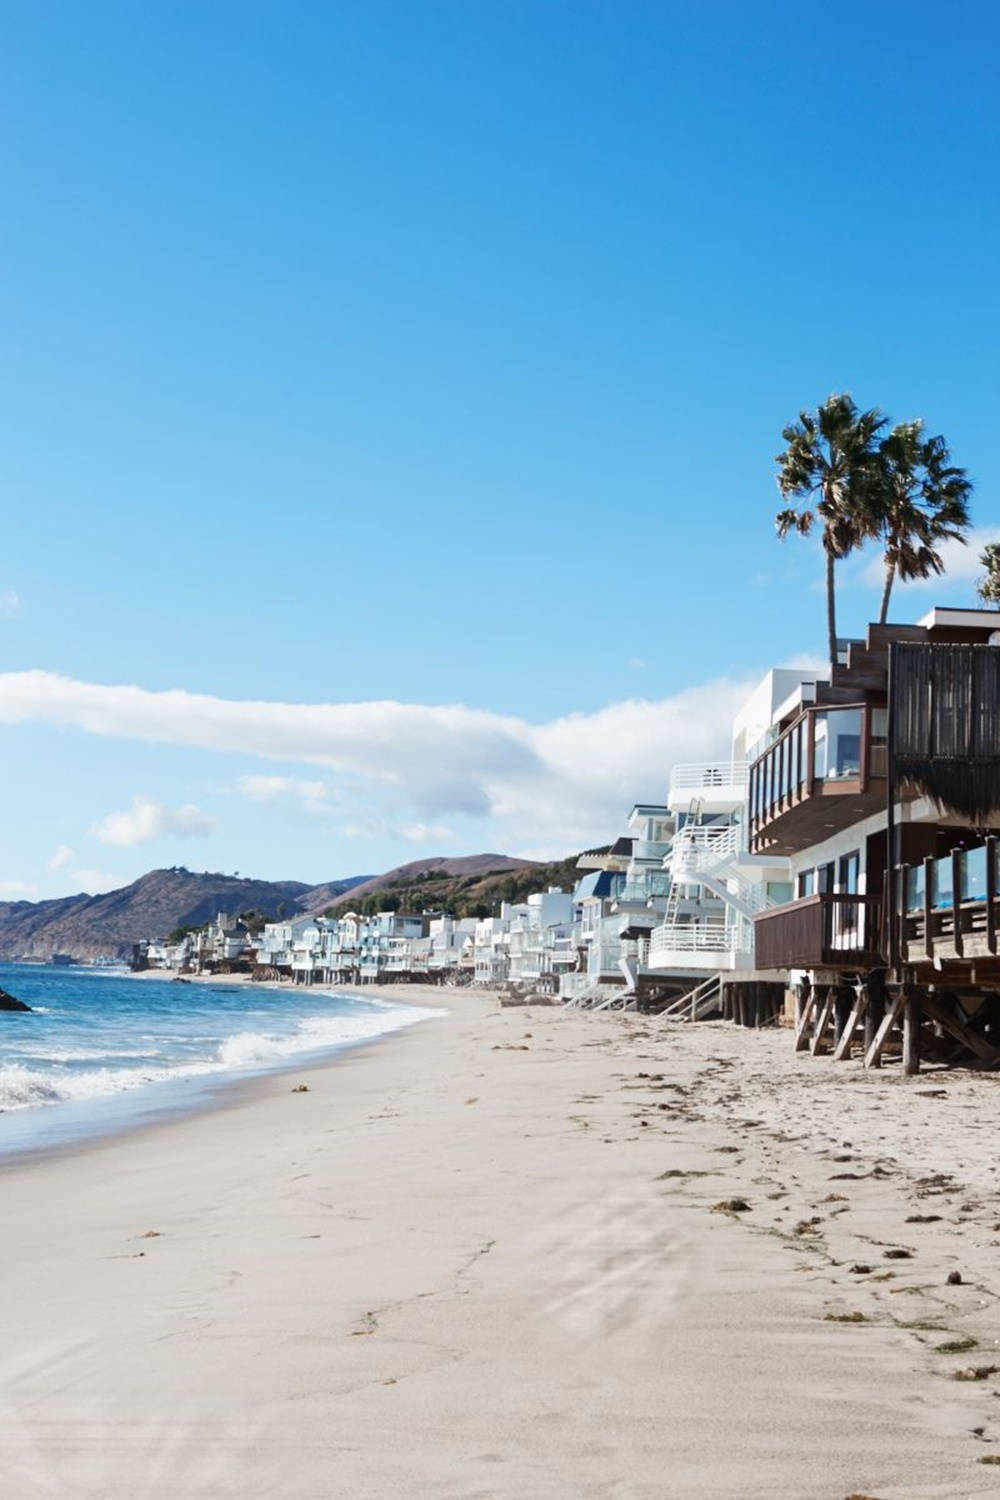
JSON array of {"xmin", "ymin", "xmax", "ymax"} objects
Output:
[
  {"xmin": 905, "ymin": 842, "xmax": 999, "ymax": 912},
  {"xmin": 618, "ymin": 874, "xmax": 671, "ymax": 902},
  {"xmin": 749, "ymin": 703, "xmax": 878, "ymax": 839}
]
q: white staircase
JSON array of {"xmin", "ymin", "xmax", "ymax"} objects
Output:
[
  {"xmin": 618, "ymin": 953, "xmax": 639, "ymax": 993},
  {"xmin": 661, "ymin": 973, "xmax": 723, "ymax": 1022},
  {"xmin": 669, "ymin": 816, "xmax": 781, "ymax": 923}
]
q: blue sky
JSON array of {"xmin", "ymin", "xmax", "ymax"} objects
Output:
[{"xmin": 1, "ymin": 1, "xmax": 998, "ymax": 898}]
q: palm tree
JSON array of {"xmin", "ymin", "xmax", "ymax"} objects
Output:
[
  {"xmin": 775, "ymin": 393, "xmax": 887, "ymax": 673},
  {"xmin": 977, "ymin": 542, "xmax": 1000, "ymax": 606},
  {"xmin": 874, "ymin": 422, "xmax": 972, "ymax": 622}
]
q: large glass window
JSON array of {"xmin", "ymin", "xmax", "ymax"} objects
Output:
[
  {"xmin": 813, "ymin": 709, "xmax": 862, "ymax": 782},
  {"xmin": 826, "ymin": 709, "xmax": 861, "ymax": 779}
]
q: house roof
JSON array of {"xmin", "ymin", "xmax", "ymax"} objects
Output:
[{"xmin": 573, "ymin": 870, "xmax": 622, "ymax": 900}]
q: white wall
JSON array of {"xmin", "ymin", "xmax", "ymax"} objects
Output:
[{"xmin": 731, "ymin": 668, "xmax": 813, "ymax": 763}]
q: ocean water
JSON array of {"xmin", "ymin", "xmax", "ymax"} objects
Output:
[{"xmin": 0, "ymin": 964, "xmax": 441, "ymax": 1154}]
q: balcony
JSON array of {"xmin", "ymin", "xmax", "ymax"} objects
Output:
[
  {"xmin": 748, "ymin": 705, "xmax": 887, "ymax": 855},
  {"xmin": 753, "ymin": 893, "xmax": 882, "ymax": 972},
  {"xmin": 646, "ymin": 919, "xmax": 750, "ymax": 971},
  {"xmin": 668, "ymin": 761, "xmax": 748, "ymax": 814},
  {"xmin": 896, "ymin": 838, "xmax": 1000, "ymax": 966},
  {"xmin": 616, "ymin": 873, "xmax": 671, "ymax": 903}
]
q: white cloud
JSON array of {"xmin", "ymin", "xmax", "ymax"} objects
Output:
[
  {"xmin": 72, "ymin": 869, "xmax": 123, "ymax": 895},
  {"xmin": 0, "ymin": 671, "xmax": 753, "ymax": 852},
  {"xmin": 237, "ymin": 774, "xmax": 336, "ymax": 812},
  {"xmin": 91, "ymin": 795, "xmax": 216, "ymax": 848},
  {"xmin": 857, "ymin": 526, "xmax": 1000, "ymax": 593},
  {"xmin": 628, "ymin": 656, "xmax": 646, "ymax": 670},
  {"xmin": 779, "ymin": 652, "xmax": 828, "ymax": 674},
  {"xmin": 0, "ymin": 590, "xmax": 20, "ymax": 618},
  {"xmin": 0, "ymin": 878, "xmax": 38, "ymax": 899},
  {"xmin": 341, "ymin": 818, "xmax": 457, "ymax": 845},
  {"xmin": 47, "ymin": 844, "xmax": 73, "ymax": 871}
]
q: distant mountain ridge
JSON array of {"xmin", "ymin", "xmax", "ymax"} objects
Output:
[
  {"xmin": 326, "ymin": 852, "xmax": 582, "ymax": 920},
  {"xmin": 332, "ymin": 854, "xmax": 537, "ymax": 910},
  {"xmin": 0, "ymin": 855, "xmax": 551, "ymax": 961},
  {"xmin": 0, "ymin": 867, "xmax": 371, "ymax": 962}
]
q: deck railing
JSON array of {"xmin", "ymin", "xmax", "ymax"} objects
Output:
[
  {"xmin": 897, "ymin": 837, "xmax": 1000, "ymax": 963},
  {"xmin": 670, "ymin": 761, "xmax": 748, "ymax": 794},
  {"xmin": 648, "ymin": 920, "xmax": 736, "ymax": 959},
  {"xmin": 753, "ymin": 893, "xmax": 882, "ymax": 971}
]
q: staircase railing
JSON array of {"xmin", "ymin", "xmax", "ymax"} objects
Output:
[{"xmin": 661, "ymin": 973, "xmax": 723, "ymax": 1021}]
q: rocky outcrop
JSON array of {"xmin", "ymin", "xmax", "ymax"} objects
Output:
[{"xmin": 0, "ymin": 987, "xmax": 32, "ymax": 1012}]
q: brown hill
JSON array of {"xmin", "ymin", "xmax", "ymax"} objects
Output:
[
  {"xmin": 327, "ymin": 853, "xmax": 582, "ymax": 919},
  {"xmin": 330, "ymin": 854, "xmax": 538, "ymax": 910},
  {"xmin": 0, "ymin": 868, "xmax": 370, "ymax": 962}
]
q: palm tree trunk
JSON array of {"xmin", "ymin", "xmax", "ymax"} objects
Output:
[
  {"xmin": 879, "ymin": 558, "xmax": 896, "ymax": 624},
  {"xmin": 825, "ymin": 545, "xmax": 838, "ymax": 674}
]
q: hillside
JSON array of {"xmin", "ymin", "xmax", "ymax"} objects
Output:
[
  {"xmin": 327, "ymin": 853, "xmax": 583, "ymax": 919},
  {"xmin": 0, "ymin": 868, "xmax": 370, "ymax": 962},
  {"xmin": 334, "ymin": 854, "xmax": 538, "ymax": 911}
]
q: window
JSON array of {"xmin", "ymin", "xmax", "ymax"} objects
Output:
[
  {"xmin": 798, "ymin": 869, "xmax": 815, "ymax": 898},
  {"xmin": 812, "ymin": 708, "xmax": 862, "ymax": 782},
  {"xmin": 817, "ymin": 862, "xmax": 835, "ymax": 894},
  {"xmin": 838, "ymin": 851, "xmax": 859, "ymax": 894}
]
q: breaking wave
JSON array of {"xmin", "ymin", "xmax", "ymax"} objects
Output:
[{"xmin": 0, "ymin": 999, "xmax": 439, "ymax": 1114}]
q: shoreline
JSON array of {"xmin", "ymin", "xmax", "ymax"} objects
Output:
[
  {"xmin": 0, "ymin": 974, "xmax": 458, "ymax": 1164},
  {"xmin": 3, "ymin": 1001, "xmax": 1000, "ymax": 1496}
]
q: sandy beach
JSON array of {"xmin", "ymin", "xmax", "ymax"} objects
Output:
[{"xmin": 2, "ymin": 988, "xmax": 1000, "ymax": 1499}]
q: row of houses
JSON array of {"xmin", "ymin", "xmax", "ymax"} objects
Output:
[
  {"xmin": 135, "ymin": 889, "xmax": 579, "ymax": 989},
  {"xmin": 138, "ymin": 602, "xmax": 1000, "ymax": 1069},
  {"xmin": 253, "ymin": 888, "xmax": 579, "ymax": 987}
]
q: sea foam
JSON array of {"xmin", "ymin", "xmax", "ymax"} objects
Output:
[{"xmin": 0, "ymin": 979, "xmax": 440, "ymax": 1115}]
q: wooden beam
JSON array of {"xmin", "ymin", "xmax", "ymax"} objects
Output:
[
  {"xmin": 987, "ymin": 836, "xmax": 996, "ymax": 957},
  {"xmin": 810, "ymin": 987, "xmax": 835, "ymax": 1056},
  {"xmin": 832, "ymin": 983, "xmax": 853, "ymax": 1048},
  {"xmin": 864, "ymin": 987, "xmax": 905, "ymax": 1069},
  {"xmin": 952, "ymin": 849, "xmax": 964, "ymax": 959},
  {"xmin": 902, "ymin": 988, "xmax": 921, "ymax": 1074},
  {"xmin": 794, "ymin": 982, "xmax": 814, "ymax": 1052},
  {"xmin": 920, "ymin": 993, "xmax": 1000, "ymax": 1066},
  {"xmin": 863, "ymin": 969, "xmax": 886, "ymax": 1061},
  {"xmin": 923, "ymin": 856, "xmax": 934, "ymax": 962},
  {"xmin": 833, "ymin": 985, "xmax": 868, "ymax": 1062},
  {"xmin": 897, "ymin": 863, "xmax": 910, "ymax": 971}
]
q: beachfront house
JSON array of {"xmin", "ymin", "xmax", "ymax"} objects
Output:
[
  {"xmin": 506, "ymin": 889, "xmax": 576, "ymax": 990},
  {"xmin": 746, "ymin": 608, "xmax": 1000, "ymax": 1065},
  {"xmin": 427, "ymin": 915, "xmax": 478, "ymax": 976},
  {"xmin": 256, "ymin": 915, "xmax": 316, "ymax": 974},
  {"xmin": 472, "ymin": 914, "xmax": 512, "ymax": 984},
  {"xmin": 608, "ymin": 804, "xmax": 673, "ymax": 989}
]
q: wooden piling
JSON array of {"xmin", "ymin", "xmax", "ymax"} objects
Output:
[
  {"xmin": 864, "ymin": 970, "xmax": 886, "ymax": 1067},
  {"xmin": 902, "ymin": 987, "xmax": 921, "ymax": 1074}
]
